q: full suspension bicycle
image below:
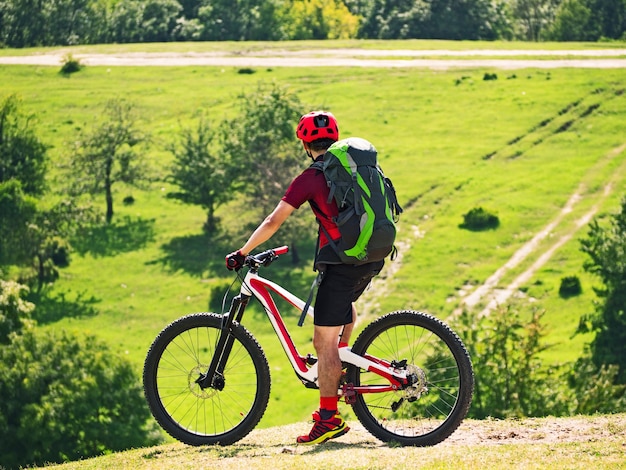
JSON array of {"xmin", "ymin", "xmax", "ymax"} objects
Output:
[{"xmin": 143, "ymin": 246, "xmax": 474, "ymax": 446}]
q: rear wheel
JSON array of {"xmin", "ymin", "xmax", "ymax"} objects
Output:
[
  {"xmin": 348, "ymin": 310, "xmax": 473, "ymax": 446},
  {"xmin": 143, "ymin": 313, "xmax": 270, "ymax": 445}
]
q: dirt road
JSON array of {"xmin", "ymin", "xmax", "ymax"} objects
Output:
[{"xmin": 2, "ymin": 48, "xmax": 626, "ymax": 69}]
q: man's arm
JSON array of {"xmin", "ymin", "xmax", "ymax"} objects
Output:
[{"xmin": 239, "ymin": 200, "xmax": 296, "ymax": 255}]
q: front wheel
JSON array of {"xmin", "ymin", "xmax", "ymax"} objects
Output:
[
  {"xmin": 348, "ymin": 310, "xmax": 474, "ymax": 446},
  {"xmin": 143, "ymin": 313, "xmax": 271, "ymax": 445}
]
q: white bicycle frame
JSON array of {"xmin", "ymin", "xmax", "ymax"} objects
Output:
[{"xmin": 238, "ymin": 264, "xmax": 408, "ymax": 393}]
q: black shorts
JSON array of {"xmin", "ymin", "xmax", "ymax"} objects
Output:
[{"xmin": 313, "ymin": 261, "xmax": 384, "ymax": 327}]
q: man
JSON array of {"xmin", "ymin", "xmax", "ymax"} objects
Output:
[{"xmin": 225, "ymin": 111, "xmax": 384, "ymax": 445}]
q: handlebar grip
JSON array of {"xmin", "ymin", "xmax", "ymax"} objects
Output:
[
  {"xmin": 226, "ymin": 257, "xmax": 238, "ymax": 268},
  {"xmin": 273, "ymin": 246, "xmax": 289, "ymax": 255}
]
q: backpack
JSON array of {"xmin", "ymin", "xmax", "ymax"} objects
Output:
[{"xmin": 312, "ymin": 137, "xmax": 403, "ymax": 265}]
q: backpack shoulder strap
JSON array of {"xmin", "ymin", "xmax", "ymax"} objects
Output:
[{"xmin": 310, "ymin": 160, "xmax": 324, "ymax": 171}]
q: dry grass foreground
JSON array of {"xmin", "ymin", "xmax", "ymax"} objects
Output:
[{"xmin": 41, "ymin": 414, "xmax": 626, "ymax": 469}]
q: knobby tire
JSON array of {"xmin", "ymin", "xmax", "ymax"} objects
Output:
[
  {"xmin": 143, "ymin": 313, "xmax": 271, "ymax": 446},
  {"xmin": 348, "ymin": 310, "xmax": 474, "ymax": 446}
]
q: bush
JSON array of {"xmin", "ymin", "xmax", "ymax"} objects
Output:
[
  {"xmin": 0, "ymin": 329, "xmax": 160, "ymax": 469},
  {"xmin": 559, "ymin": 275, "xmax": 582, "ymax": 298},
  {"xmin": 456, "ymin": 305, "xmax": 571, "ymax": 419},
  {"xmin": 460, "ymin": 207, "xmax": 500, "ymax": 231},
  {"xmin": 59, "ymin": 54, "xmax": 83, "ymax": 75}
]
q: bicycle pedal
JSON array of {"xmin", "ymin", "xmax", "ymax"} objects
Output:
[{"xmin": 341, "ymin": 383, "xmax": 357, "ymax": 405}]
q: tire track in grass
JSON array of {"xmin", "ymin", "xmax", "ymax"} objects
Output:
[{"xmin": 461, "ymin": 142, "xmax": 626, "ymax": 315}]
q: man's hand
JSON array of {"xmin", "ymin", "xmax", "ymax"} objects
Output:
[{"xmin": 225, "ymin": 250, "xmax": 246, "ymax": 271}]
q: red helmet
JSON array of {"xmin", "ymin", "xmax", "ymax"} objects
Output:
[{"xmin": 296, "ymin": 111, "xmax": 339, "ymax": 143}]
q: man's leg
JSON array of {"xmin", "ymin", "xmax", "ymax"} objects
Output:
[
  {"xmin": 314, "ymin": 324, "xmax": 344, "ymax": 398},
  {"xmin": 296, "ymin": 323, "xmax": 350, "ymax": 444}
]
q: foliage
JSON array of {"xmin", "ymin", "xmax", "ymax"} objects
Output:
[
  {"xmin": 355, "ymin": 0, "xmax": 511, "ymax": 40},
  {"xmin": 24, "ymin": 199, "xmax": 101, "ymax": 291},
  {"xmin": 0, "ymin": 279, "xmax": 35, "ymax": 344},
  {"xmin": 568, "ymin": 355, "xmax": 626, "ymax": 414},
  {"xmin": 457, "ymin": 303, "xmax": 626, "ymax": 418},
  {"xmin": 196, "ymin": 0, "xmax": 285, "ymax": 41},
  {"xmin": 544, "ymin": 0, "xmax": 597, "ymax": 40},
  {"xmin": 1, "ymin": 0, "xmax": 624, "ymax": 46},
  {"xmin": 167, "ymin": 115, "xmax": 233, "ymax": 233},
  {"xmin": 0, "ymin": 180, "xmax": 37, "ymax": 268},
  {"xmin": 282, "ymin": 0, "xmax": 359, "ymax": 40},
  {"xmin": 0, "ymin": 329, "xmax": 160, "ymax": 469},
  {"xmin": 511, "ymin": 0, "xmax": 561, "ymax": 41},
  {"xmin": 545, "ymin": 0, "xmax": 626, "ymax": 40},
  {"xmin": 0, "ymin": 94, "xmax": 48, "ymax": 196},
  {"xmin": 559, "ymin": 275, "xmax": 582, "ymax": 297},
  {"xmin": 65, "ymin": 98, "xmax": 150, "ymax": 224},
  {"xmin": 458, "ymin": 305, "xmax": 571, "ymax": 418},
  {"xmin": 220, "ymin": 82, "xmax": 316, "ymax": 259},
  {"xmin": 579, "ymin": 197, "xmax": 626, "ymax": 383},
  {"xmin": 60, "ymin": 53, "xmax": 84, "ymax": 75},
  {"xmin": 0, "ymin": 178, "xmax": 100, "ymax": 291},
  {"xmin": 460, "ymin": 207, "xmax": 500, "ymax": 231}
]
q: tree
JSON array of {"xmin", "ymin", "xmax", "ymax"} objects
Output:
[
  {"xmin": 579, "ymin": 197, "xmax": 626, "ymax": 383},
  {"xmin": 0, "ymin": 329, "xmax": 159, "ymax": 468},
  {"xmin": 221, "ymin": 82, "xmax": 315, "ymax": 261},
  {"xmin": 197, "ymin": 0, "xmax": 284, "ymax": 40},
  {"xmin": 109, "ymin": 0, "xmax": 145, "ymax": 43},
  {"xmin": 512, "ymin": 0, "xmax": 560, "ymax": 40},
  {"xmin": 282, "ymin": 0, "xmax": 359, "ymax": 39},
  {"xmin": 0, "ymin": 94, "xmax": 47, "ymax": 196},
  {"xmin": 167, "ymin": 115, "xmax": 232, "ymax": 233},
  {"xmin": 141, "ymin": 0, "xmax": 182, "ymax": 42},
  {"xmin": 544, "ymin": 0, "xmax": 597, "ymax": 40},
  {"xmin": 0, "ymin": 180, "xmax": 99, "ymax": 291},
  {"xmin": 67, "ymin": 98, "xmax": 150, "ymax": 224}
]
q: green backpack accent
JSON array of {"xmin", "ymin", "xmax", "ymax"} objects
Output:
[{"xmin": 313, "ymin": 137, "xmax": 403, "ymax": 265}]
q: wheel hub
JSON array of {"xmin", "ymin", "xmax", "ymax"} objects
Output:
[
  {"xmin": 189, "ymin": 365, "xmax": 218, "ymax": 398},
  {"xmin": 404, "ymin": 364, "xmax": 428, "ymax": 401}
]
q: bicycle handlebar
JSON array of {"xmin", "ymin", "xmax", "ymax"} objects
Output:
[{"xmin": 245, "ymin": 246, "xmax": 289, "ymax": 269}]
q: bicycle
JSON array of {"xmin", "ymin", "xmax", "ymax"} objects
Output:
[{"xmin": 143, "ymin": 246, "xmax": 474, "ymax": 447}]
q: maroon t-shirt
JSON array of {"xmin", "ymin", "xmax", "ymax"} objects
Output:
[{"xmin": 282, "ymin": 165, "xmax": 340, "ymax": 248}]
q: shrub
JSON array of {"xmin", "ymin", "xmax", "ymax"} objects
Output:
[
  {"xmin": 0, "ymin": 329, "xmax": 161, "ymax": 468},
  {"xmin": 59, "ymin": 54, "xmax": 83, "ymax": 75},
  {"xmin": 559, "ymin": 275, "xmax": 582, "ymax": 298},
  {"xmin": 460, "ymin": 207, "xmax": 500, "ymax": 231}
]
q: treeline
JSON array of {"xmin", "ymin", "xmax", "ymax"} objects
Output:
[{"xmin": 0, "ymin": 0, "xmax": 625, "ymax": 48}]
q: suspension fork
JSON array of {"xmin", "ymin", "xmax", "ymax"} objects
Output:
[{"xmin": 197, "ymin": 293, "xmax": 251, "ymax": 390}]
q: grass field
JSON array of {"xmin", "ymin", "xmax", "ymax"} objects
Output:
[{"xmin": 2, "ymin": 41, "xmax": 626, "ymax": 433}]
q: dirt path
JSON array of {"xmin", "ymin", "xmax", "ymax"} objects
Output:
[
  {"xmin": 1, "ymin": 48, "xmax": 626, "ymax": 69},
  {"xmin": 460, "ymin": 143, "xmax": 626, "ymax": 315}
]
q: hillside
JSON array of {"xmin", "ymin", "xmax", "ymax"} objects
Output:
[
  {"xmin": 40, "ymin": 413, "xmax": 626, "ymax": 469},
  {"xmin": 3, "ymin": 42, "xmax": 626, "ymax": 468}
]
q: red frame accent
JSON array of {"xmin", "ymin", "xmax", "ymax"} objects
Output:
[
  {"xmin": 249, "ymin": 278, "xmax": 308, "ymax": 373},
  {"xmin": 243, "ymin": 249, "xmax": 408, "ymax": 393}
]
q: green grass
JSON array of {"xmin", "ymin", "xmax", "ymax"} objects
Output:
[{"xmin": 2, "ymin": 42, "xmax": 626, "ymax": 434}]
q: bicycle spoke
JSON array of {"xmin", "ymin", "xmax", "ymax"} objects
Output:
[
  {"xmin": 144, "ymin": 313, "xmax": 270, "ymax": 445},
  {"xmin": 350, "ymin": 311, "xmax": 473, "ymax": 446}
]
